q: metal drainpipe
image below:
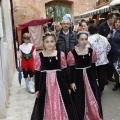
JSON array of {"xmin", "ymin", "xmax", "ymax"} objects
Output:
[{"xmin": 9, "ymin": 0, "xmax": 18, "ymax": 68}]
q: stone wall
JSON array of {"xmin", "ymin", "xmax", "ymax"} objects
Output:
[
  {"xmin": 13, "ymin": 0, "xmax": 94, "ymax": 26},
  {"xmin": 0, "ymin": 0, "xmax": 15, "ymax": 118}
]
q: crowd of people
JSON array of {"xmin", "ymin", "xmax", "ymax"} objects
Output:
[{"xmin": 18, "ymin": 13, "xmax": 120, "ymax": 120}]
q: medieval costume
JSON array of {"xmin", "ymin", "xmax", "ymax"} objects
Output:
[
  {"xmin": 19, "ymin": 43, "xmax": 36, "ymax": 93},
  {"xmin": 67, "ymin": 48, "xmax": 103, "ymax": 120},
  {"xmin": 31, "ymin": 51, "xmax": 78, "ymax": 120}
]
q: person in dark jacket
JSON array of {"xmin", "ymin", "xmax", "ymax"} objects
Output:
[
  {"xmin": 99, "ymin": 13, "xmax": 116, "ymax": 83},
  {"xmin": 108, "ymin": 17, "xmax": 120, "ymax": 91},
  {"xmin": 56, "ymin": 19, "xmax": 77, "ymax": 57},
  {"xmin": 99, "ymin": 13, "xmax": 116, "ymax": 37}
]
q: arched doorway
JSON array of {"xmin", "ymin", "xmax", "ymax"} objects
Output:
[{"xmin": 45, "ymin": 0, "xmax": 74, "ymax": 21}]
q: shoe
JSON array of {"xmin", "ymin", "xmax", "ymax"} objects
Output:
[
  {"xmin": 112, "ymin": 85, "xmax": 119, "ymax": 91},
  {"xmin": 28, "ymin": 80, "xmax": 35, "ymax": 94},
  {"xmin": 109, "ymin": 78, "xmax": 115, "ymax": 82},
  {"xmin": 118, "ymin": 84, "xmax": 120, "ymax": 88},
  {"xmin": 25, "ymin": 79, "xmax": 29, "ymax": 90}
]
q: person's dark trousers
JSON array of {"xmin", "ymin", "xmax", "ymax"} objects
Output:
[
  {"xmin": 107, "ymin": 64, "xmax": 114, "ymax": 81},
  {"xmin": 113, "ymin": 67, "xmax": 119, "ymax": 87},
  {"xmin": 97, "ymin": 64, "xmax": 107, "ymax": 94}
]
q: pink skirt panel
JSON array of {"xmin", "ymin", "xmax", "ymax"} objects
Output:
[
  {"xmin": 83, "ymin": 70, "xmax": 102, "ymax": 120},
  {"xmin": 44, "ymin": 71, "xmax": 67, "ymax": 120}
]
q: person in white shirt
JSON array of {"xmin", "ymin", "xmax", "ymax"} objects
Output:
[{"xmin": 87, "ymin": 24, "xmax": 111, "ymax": 94}]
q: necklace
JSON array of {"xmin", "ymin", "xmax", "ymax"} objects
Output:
[
  {"xmin": 49, "ymin": 57, "xmax": 52, "ymax": 63},
  {"xmin": 75, "ymin": 47, "xmax": 89, "ymax": 59}
]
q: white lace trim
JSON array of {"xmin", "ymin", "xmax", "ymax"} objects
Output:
[
  {"xmin": 41, "ymin": 69, "xmax": 62, "ymax": 72},
  {"xmin": 75, "ymin": 66, "xmax": 91, "ymax": 69},
  {"xmin": 43, "ymin": 73, "xmax": 47, "ymax": 120},
  {"xmin": 56, "ymin": 72, "xmax": 69, "ymax": 120}
]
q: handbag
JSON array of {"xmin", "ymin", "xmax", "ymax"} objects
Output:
[{"xmin": 113, "ymin": 58, "xmax": 120, "ymax": 76}]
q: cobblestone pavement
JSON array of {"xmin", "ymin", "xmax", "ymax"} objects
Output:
[{"xmin": 1, "ymin": 71, "xmax": 120, "ymax": 120}]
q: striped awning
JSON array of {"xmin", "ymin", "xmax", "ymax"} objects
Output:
[
  {"xmin": 74, "ymin": 6, "xmax": 111, "ymax": 19},
  {"xmin": 109, "ymin": 0, "xmax": 120, "ymax": 7}
]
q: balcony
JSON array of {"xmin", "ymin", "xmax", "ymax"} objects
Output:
[{"xmin": 96, "ymin": 0, "xmax": 111, "ymax": 8}]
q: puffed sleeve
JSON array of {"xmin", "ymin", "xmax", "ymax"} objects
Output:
[
  {"xmin": 34, "ymin": 53, "xmax": 41, "ymax": 71},
  {"xmin": 33, "ymin": 49, "xmax": 36, "ymax": 60},
  {"xmin": 60, "ymin": 52, "xmax": 70, "ymax": 89},
  {"xmin": 61, "ymin": 51, "xmax": 67, "ymax": 68},
  {"xmin": 34, "ymin": 53, "xmax": 41, "ymax": 92},
  {"xmin": 67, "ymin": 51, "xmax": 75, "ymax": 66},
  {"xmin": 92, "ymin": 50, "xmax": 97, "ymax": 63},
  {"xmin": 67, "ymin": 51, "xmax": 75, "ymax": 84}
]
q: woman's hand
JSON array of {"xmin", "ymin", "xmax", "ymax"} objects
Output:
[
  {"xmin": 96, "ymin": 80, "xmax": 99, "ymax": 86},
  {"xmin": 107, "ymin": 34, "xmax": 111, "ymax": 39},
  {"xmin": 68, "ymin": 89, "xmax": 71, "ymax": 94},
  {"xmin": 35, "ymin": 91, "xmax": 39, "ymax": 98},
  {"xmin": 71, "ymin": 83, "xmax": 77, "ymax": 92}
]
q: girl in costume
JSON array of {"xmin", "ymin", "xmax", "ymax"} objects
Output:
[
  {"xmin": 19, "ymin": 33, "xmax": 36, "ymax": 93},
  {"xmin": 31, "ymin": 32, "xmax": 78, "ymax": 120},
  {"xmin": 67, "ymin": 31, "xmax": 103, "ymax": 120}
]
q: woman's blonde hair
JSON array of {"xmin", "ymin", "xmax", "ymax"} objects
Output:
[{"xmin": 54, "ymin": 22, "xmax": 61, "ymax": 33}]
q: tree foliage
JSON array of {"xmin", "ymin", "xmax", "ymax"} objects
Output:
[{"xmin": 46, "ymin": 6, "xmax": 70, "ymax": 22}]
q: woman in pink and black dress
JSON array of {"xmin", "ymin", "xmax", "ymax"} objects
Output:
[
  {"xmin": 31, "ymin": 33, "xmax": 78, "ymax": 120},
  {"xmin": 67, "ymin": 31, "xmax": 103, "ymax": 120}
]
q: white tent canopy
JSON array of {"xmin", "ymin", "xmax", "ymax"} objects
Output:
[
  {"xmin": 109, "ymin": 0, "xmax": 120, "ymax": 7},
  {"xmin": 74, "ymin": 6, "xmax": 111, "ymax": 19}
]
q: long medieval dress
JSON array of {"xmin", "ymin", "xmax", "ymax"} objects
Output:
[
  {"xmin": 67, "ymin": 48, "xmax": 103, "ymax": 120},
  {"xmin": 31, "ymin": 51, "xmax": 79, "ymax": 120}
]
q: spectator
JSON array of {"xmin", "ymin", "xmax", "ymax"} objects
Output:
[
  {"xmin": 108, "ymin": 17, "xmax": 120, "ymax": 91},
  {"xmin": 47, "ymin": 22, "xmax": 54, "ymax": 31},
  {"xmin": 99, "ymin": 13, "xmax": 117, "ymax": 83},
  {"xmin": 99, "ymin": 13, "xmax": 116, "ymax": 37},
  {"xmin": 54, "ymin": 22, "xmax": 61, "ymax": 33},
  {"xmin": 88, "ymin": 24, "xmax": 111, "ymax": 94},
  {"xmin": 82, "ymin": 21, "xmax": 88, "ymax": 31},
  {"xmin": 56, "ymin": 19, "xmax": 77, "ymax": 57},
  {"xmin": 88, "ymin": 19, "xmax": 95, "ymax": 25},
  {"xmin": 76, "ymin": 22, "xmax": 83, "ymax": 32}
]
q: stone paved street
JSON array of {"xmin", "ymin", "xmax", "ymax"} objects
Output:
[{"xmin": 1, "ymin": 71, "xmax": 120, "ymax": 120}]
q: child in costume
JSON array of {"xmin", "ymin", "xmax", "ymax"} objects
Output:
[
  {"xmin": 31, "ymin": 32, "xmax": 78, "ymax": 120},
  {"xmin": 67, "ymin": 31, "xmax": 103, "ymax": 120},
  {"xmin": 19, "ymin": 33, "xmax": 36, "ymax": 93}
]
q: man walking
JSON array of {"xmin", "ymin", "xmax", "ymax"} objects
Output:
[
  {"xmin": 56, "ymin": 19, "xmax": 77, "ymax": 56},
  {"xmin": 99, "ymin": 13, "xmax": 116, "ymax": 83}
]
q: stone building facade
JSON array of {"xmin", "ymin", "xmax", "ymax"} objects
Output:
[
  {"xmin": 13, "ymin": 0, "xmax": 94, "ymax": 26},
  {"xmin": 0, "ymin": 0, "xmax": 15, "ymax": 118}
]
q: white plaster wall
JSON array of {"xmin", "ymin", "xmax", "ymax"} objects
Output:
[{"xmin": 0, "ymin": 0, "xmax": 15, "ymax": 118}]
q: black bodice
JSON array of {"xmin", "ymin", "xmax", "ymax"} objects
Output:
[
  {"xmin": 39, "ymin": 51, "xmax": 61, "ymax": 71},
  {"xmin": 72, "ymin": 48, "xmax": 93, "ymax": 68}
]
